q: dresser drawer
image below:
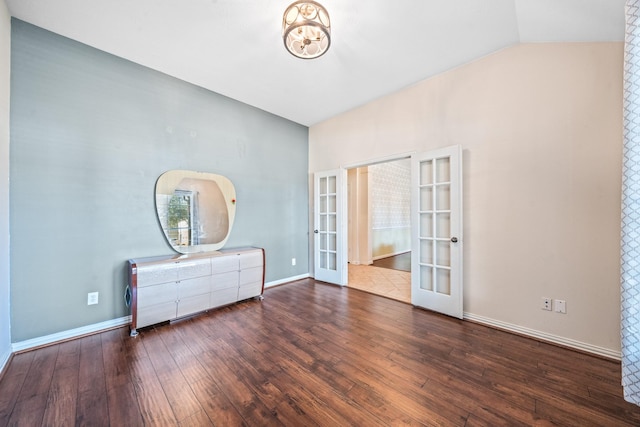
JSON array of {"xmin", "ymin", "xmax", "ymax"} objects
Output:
[
  {"xmin": 138, "ymin": 282, "xmax": 177, "ymax": 307},
  {"xmin": 238, "ymin": 282, "xmax": 263, "ymax": 301},
  {"xmin": 137, "ymin": 301, "xmax": 177, "ymax": 328},
  {"xmin": 177, "ymin": 294, "xmax": 211, "ymax": 318},
  {"xmin": 211, "ymin": 286, "xmax": 239, "ymax": 308},
  {"xmin": 239, "ymin": 266, "xmax": 263, "ymax": 286},
  {"xmin": 239, "ymin": 250, "xmax": 263, "ymax": 269},
  {"xmin": 136, "ymin": 263, "xmax": 178, "ymax": 287},
  {"xmin": 177, "ymin": 258, "xmax": 212, "ymax": 280},
  {"xmin": 178, "ymin": 276, "xmax": 211, "ymax": 299},
  {"xmin": 211, "ymin": 255, "xmax": 239, "ymax": 273},
  {"xmin": 211, "ymin": 271, "xmax": 238, "ymax": 291}
]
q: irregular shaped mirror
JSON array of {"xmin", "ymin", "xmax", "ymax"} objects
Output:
[{"xmin": 155, "ymin": 170, "xmax": 236, "ymax": 253}]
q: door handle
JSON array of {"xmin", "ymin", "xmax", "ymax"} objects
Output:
[
  {"xmin": 451, "ymin": 237, "xmax": 458, "ymax": 243},
  {"xmin": 314, "ymin": 230, "xmax": 319, "ymax": 234}
]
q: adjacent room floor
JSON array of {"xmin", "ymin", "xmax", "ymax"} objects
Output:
[
  {"xmin": 348, "ymin": 252, "xmax": 411, "ymax": 303},
  {"xmin": 348, "ymin": 263, "xmax": 411, "ymax": 303},
  {"xmin": 372, "ymin": 251, "xmax": 411, "ymax": 272}
]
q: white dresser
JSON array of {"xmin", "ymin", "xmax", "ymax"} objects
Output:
[{"xmin": 128, "ymin": 247, "xmax": 264, "ymax": 336}]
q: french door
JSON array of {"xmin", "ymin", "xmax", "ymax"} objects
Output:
[
  {"xmin": 313, "ymin": 169, "xmax": 346, "ymax": 285},
  {"xmin": 411, "ymin": 145, "xmax": 463, "ymax": 318}
]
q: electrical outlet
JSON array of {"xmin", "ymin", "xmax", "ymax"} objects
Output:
[
  {"xmin": 541, "ymin": 297, "xmax": 552, "ymax": 311},
  {"xmin": 292, "ymin": 258, "xmax": 296, "ymax": 266},
  {"xmin": 555, "ymin": 299, "xmax": 566, "ymax": 314},
  {"xmin": 87, "ymin": 292, "xmax": 99, "ymax": 305}
]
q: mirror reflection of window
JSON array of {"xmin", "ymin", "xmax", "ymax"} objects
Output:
[
  {"xmin": 177, "ymin": 219, "xmax": 189, "ymax": 246},
  {"xmin": 167, "ymin": 190, "xmax": 200, "ymax": 247}
]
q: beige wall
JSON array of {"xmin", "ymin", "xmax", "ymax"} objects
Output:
[
  {"xmin": 309, "ymin": 43, "xmax": 623, "ymax": 355},
  {"xmin": 1, "ymin": 0, "xmax": 11, "ymax": 369},
  {"xmin": 347, "ymin": 167, "xmax": 371, "ymax": 265}
]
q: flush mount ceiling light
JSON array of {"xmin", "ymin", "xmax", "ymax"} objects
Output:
[{"xmin": 282, "ymin": 1, "xmax": 331, "ymax": 59}]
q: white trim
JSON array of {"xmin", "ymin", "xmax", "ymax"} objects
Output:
[
  {"xmin": 0, "ymin": 346, "xmax": 11, "ymax": 375},
  {"xmin": 349, "ymin": 260, "xmax": 373, "ymax": 266},
  {"xmin": 371, "ymin": 226, "xmax": 411, "ymax": 231},
  {"xmin": 264, "ymin": 273, "xmax": 310, "ymax": 288},
  {"xmin": 343, "ymin": 152, "xmax": 413, "ymax": 170},
  {"xmin": 372, "ymin": 250, "xmax": 410, "ymax": 261},
  {"xmin": 12, "ymin": 316, "xmax": 132, "ymax": 353},
  {"xmin": 464, "ymin": 312, "xmax": 621, "ymax": 360}
]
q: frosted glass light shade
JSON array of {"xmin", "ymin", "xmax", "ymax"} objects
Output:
[{"xmin": 282, "ymin": 1, "xmax": 331, "ymax": 59}]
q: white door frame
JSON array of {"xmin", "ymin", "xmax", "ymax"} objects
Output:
[{"xmin": 340, "ymin": 152, "xmax": 414, "ymax": 282}]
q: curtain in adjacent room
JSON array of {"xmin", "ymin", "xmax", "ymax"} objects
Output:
[{"xmin": 622, "ymin": 0, "xmax": 640, "ymax": 406}]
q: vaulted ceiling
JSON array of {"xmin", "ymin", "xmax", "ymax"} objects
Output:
[{"xmin": 5, "ymin": 0, "xmax": 626, "ymax": 126}]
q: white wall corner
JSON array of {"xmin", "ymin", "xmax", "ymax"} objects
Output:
[
  {"xmin": 0, "ymin": 0, "xmax": 12, "ymax": 380},
  {"xmin": 0, "ymin": 346, "xmax": 11, "ymax": 376}
]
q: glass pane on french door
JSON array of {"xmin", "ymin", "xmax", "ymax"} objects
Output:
[
  {"xmin": 418, "ymin": 156, "xmax": 453, "ymax": 295},
  {"xmin": 318, "ymin": 176, "xmax": 337, "ymax": 271}
]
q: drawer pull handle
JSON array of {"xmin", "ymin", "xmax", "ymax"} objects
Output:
[{"xmin": 124, "ymin": 285, "xmax": 132, "ymax": 307}]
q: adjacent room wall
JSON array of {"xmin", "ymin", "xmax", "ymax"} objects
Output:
[
  {"xmin": 0, "ymin": 1, "xmax": 11, "ymax": 369},
  {"xmin": 347, "ymin": 167, "xmax": 371, "ymax": 265},
  {"xmin": 10, "ymin": 20, "xmax": 309, "ymax": 342},
  {"xmin": 309, "ymin": 43, "xmax": 623, "ymax": 355},
  {"xmin": 369, "ymin": 160, "xmax": 411, "ymax": 259}
]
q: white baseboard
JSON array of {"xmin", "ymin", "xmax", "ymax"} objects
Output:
[
  {"xmin": 12, "ymin": 316, "xmax": 132, "ymax": 353},
  {"xmin": 464, "ymin": 312, "xmax": 621, "ymax": 360},
  {"xmin": 0, "ymin": 346, "xmax": 11, "ymax": 375},
  {"xmin": 265, "ymin": 273, "xmax": 310, "ymax": 289},
  {"xmin": 372, "ymin": 250, "xmax": 410, "ymax": 261}
]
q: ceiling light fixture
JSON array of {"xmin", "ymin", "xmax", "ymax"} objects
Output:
[{"xmin": 282, "ymin": 1, "xmax": 331, "ymax": 59}]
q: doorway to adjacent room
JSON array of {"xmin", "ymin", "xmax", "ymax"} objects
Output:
[
  {"xmin": 315, "ymin": 146, "xmax": 463, "ymax": 318},
  {"xmin": 346, "ymin": 158, "xmax": 411, "ymax": 303}
]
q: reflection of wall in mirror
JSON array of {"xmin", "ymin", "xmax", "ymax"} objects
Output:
[{"xmin": 177, "ymin": 178, "xmax": 228, "ymax": 244}]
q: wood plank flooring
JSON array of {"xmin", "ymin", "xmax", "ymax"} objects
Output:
[{"xmin": 1, "ymin": 278, "xmax": 640, "ymax": 426}]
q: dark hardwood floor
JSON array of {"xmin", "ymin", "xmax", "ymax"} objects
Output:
[
  {"xmin": 372, "ymin": 252, "xmax": 411, "ymax": 272},
  {"xmin": 1, "ymin": 278, "xmax": 639, "ymax": 426}
]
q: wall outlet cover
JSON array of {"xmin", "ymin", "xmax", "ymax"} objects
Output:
[{"xmin": 87, "ymin": 292, "xmax": 99, "ymax": 305}]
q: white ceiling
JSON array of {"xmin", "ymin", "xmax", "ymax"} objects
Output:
[{"xmin": 5, "ymin": 0, "xmax": 626, "ymax": 126}]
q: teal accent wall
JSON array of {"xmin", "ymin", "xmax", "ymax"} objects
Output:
[{"xmin": 10, "ymin": 19, "xmax": 309, "ymax": 342}]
